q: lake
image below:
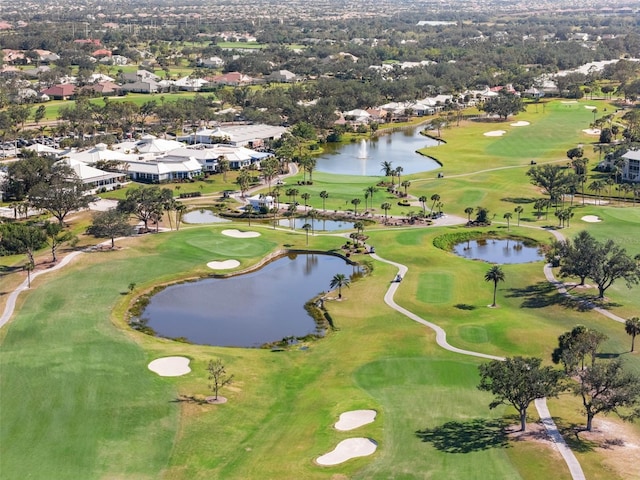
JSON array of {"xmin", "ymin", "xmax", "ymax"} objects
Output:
[{"xmin": 141, "ymin": 253, "xmax": 359, "ymax": 347}]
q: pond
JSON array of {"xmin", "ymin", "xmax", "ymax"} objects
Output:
[
  {"xmin": 452, "ymin": 239, "xmax": 543, "ymax": 264},
  {"xmin": 316, "ymin": 128, "xmax": 441, "ymax": 176},
  {"xmin": 275, "ymin": 217, "xmax": 354, "ymax": 231},
  {"xmin": 182, "ymin": 209, "xmax": 231, "ymax": 224},
  {"xmin": 140, "ymin": 254, "xmax": 360, "ymax": 347}
]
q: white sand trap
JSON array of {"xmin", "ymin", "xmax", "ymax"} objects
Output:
[
  {"xmin": 582, "ymin": 128, "xmax": 600, "ymax": 135},
  {"xmin": 335, "ymin": 410, "xmax": 377, "ymax": 431},
  {"xmin": 510, "ymin": 121, "xmax": 530, "ymax": 127},
  {"xmin": 207, "ymin": 259, "xmax": 240, "ymax": 269},
  {"xmin": 221, "ymin": 229, "xmax": 261, "ymax": 238},
  {"xmin": 316, "ymin": 438, "xmax": 377, "ymax": 466},
  {"xmin": 484, "ymin": 130, "xmax": 506, "ymax": 137},
  {"xmin": 581, "ymin": 215, "xmax": 602, "ymax": 223},
  {"xmin": 584, "ymin": 105, "xmax": 597, "ymax": 110},
  {"xmin": 561, "ymin": 101, "xmax": 578, "ymax": 104},
  {"xmin": 148, "ymin": 356, "xmax": 191, "ymax": 377}
]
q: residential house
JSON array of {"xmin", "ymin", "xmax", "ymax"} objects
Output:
[
  {"xmin": 207, "ymin": 71, "xmax": 255, "ymax": 86},
  {"xmin": 173, "ymin": 76, "xmax": 208, "ymax": 92},
  {"xmin": 119, "ymin": 79, "xmax": 162, "ymax": 94},
  {"xmin": 121, "ymin": 70, "xmax": 161, "ymax": 84},
  {"xmin": 32, "ymin": 49, "xmax": 60, "ymax": 63},
  {"xmin": 266, "ymin": 70, "xmax": 299, "ymax": 83},
  {"xmin": 618, "ymin": 150, "xmax": 640, "ymax": 183},
  {"xmin": 178, "ymin": 124, "xmax": 286, "ymax": 148},
  {"xmin": 81, "ymin": 81, "xmax": 121, "ymax": 96},
  {"xmin": 199, "ymin": 56, "xmax": 224, "ymax": 68},
  {"xmin": 41, "ymin": 83, "xmax": 76, "ymax": 100}
]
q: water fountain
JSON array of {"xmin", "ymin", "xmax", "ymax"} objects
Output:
[{"xmin": 358, "ymin": 139, "xmax": 368, "ymax": 159}]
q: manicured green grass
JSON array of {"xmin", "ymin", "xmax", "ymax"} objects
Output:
[{"xmin": 2, "ymin": 99, "xmax": 639, "ymax": 479}]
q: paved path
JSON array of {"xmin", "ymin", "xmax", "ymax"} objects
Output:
[
  {"xmin": 370, "ymin": 252, "xmax": 586, "ymax": 480},
  {"xmin": 0, "ymin": 251, "xmax": 83, "ymax": 329}
]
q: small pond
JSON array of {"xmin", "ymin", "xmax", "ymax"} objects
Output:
[
  {"xmin": 140, "ymin": 254, "xmax": 360, "ymax": 347},
  {"xmin": 182, "ymin": 209, "xmax": 231, "ymax": 224},
  {"xmin": 275, "ymin": 218, "xmax": 354, "ymax": 231},
  {"xmin": 452, "ymin": 239, "xmax": 543, "ymax": 264},
  {"xmin": 316, "ymin": 128, "xmax": 441, "ymax": 176}
]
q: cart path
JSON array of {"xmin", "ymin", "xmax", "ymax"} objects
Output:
[{"xmin": 370, "ymin": 252, "xmax": 586, "ymax": 480}]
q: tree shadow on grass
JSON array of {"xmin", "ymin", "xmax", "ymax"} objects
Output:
[
  {"xmin": 501, "ymin": 197, "xmax": 536, "ymax": 204},
  {"xmin": 415, "ymin": 418, "xmax": 509, "ymax": 453},
  {"xmin": 557, "ymin": 422, "xmax": 598, "ymax": 453},
  {"xmin": 454, "ymin": 303, "xmax": 477, "ymax": 310},
  {"xmin": 506, "ymin": 282, "xmax": 565, "ymax": 308}
]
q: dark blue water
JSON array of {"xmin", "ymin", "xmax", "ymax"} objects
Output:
[
  {"xmin": 316, "ymin": 128, "xmax": 441, "ymax": 176},
  {"xmin": 452, "ymin": 239, "xmax": 543, "ymax": 264},
  {"xmin": 142, "ymin": 254, "xmax": 359, "ymax": 347}
]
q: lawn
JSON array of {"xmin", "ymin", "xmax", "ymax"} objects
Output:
[{"xmin": 2, "ymin": 99, "xmax": 639, "ymax": 479}]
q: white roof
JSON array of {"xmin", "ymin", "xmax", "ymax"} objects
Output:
[
  {"xmin": 58, "ymin": 158, "xmax": 121, "ymax": 183},
  {"xmin": 173, "ymin": 76, "xmax": 208, "ymax": 88},
  {"xmin": 124, "ymin": 157, "xmax": 202, "ymax": 175},
  {"xmin": 65, "ymin": 143, "xmax": 137, "ymax": 164},
  {"xmin": 24, "ymin": 144, "xmax": 63, "ymax": 155}
]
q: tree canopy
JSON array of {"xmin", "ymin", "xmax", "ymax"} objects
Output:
[
  {"xmin": 479, "ymin": 91, "xmax": 526, "ymax": 119},
  {"xmin": 478, "ymin": 357, "xmax": 565, "ymax": 432}
]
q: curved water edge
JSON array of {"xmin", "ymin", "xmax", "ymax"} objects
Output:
[
  {"xmin": 433, "ymin": 231, "xmax": 544, "ymax": 264},
  {"xmin": 129, "ymin": 250, "xmax": 363, "ymax": 348},
  {"xmin": 316, "ymin": 127, "xmax": 443, "ymax": 176}
]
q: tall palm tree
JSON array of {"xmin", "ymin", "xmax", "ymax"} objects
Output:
[
  {"xmin": 430, "ymin": 193, "xmax": 440, "ymax": 216},
  {"xmin": 484, "ymin": 265, "xmax": 505, "ymax": 308},
  {"xmin": 381, "ymin": 202, "xmax": 392, "ymax": 221},
  {"xmin": 319, "ymin": 190, "xmax": 329, "ymax": 211},
  {"xmin": 395, "ymin": 166, "xmax": 404, "ymax": 186},
  {"xmin": 365, "ymin": 186, "xmax": 377, "ymax": 210},
  {"xmin": 464, "ymin": 206, "xmax": 474, "ymax": 223},
  {"xmin": 503, "ymin": 212, "xmax": 513, "ymax": 231},
  {"xmin": 588, "ymin": 180, "xmax": 604, "ymax": 205},
  {"xmin": 330, "ymin": 273, "xmax": 351, "ymax": 299},
  {"xmin": 514, "ymin": 206, "xmax": 523, "ymax": 226},
  {"xmin": 419, "ymin": 196, "xmax": 428, "ymax": 217},
  {"xmin": 380, "ymin": 160, "xmax": 393, "ymax": 182},
  {"xmin": 302, "ymin": 223, "xmax": 312, "ymax": 245},
  {"xmin": 301, "ymin": 192, "xmax": 311, "ymax": 211},
  {"xmin": 625, "ymin": 317, "xmax": 640, "ymax": 352},
  {"xmin": 351, "ymin": 198, "xmax": 361, "ymax": 215},
  {"xmin": 401, "ymin": 180, "xmax": 411, "ymax": 195}
]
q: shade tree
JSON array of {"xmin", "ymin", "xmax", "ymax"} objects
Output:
[
  {"xmin": 86, "ymin": 209, "xmax": 135, "ymax": 248},
  {"xmin": 478, "ymin": 357, "xmax": 566, "ymax": 432}
]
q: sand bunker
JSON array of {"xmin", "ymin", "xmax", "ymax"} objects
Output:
[
  {"xmin": 510, "ymin": 121, "xmax": 530, "ymax": 127},
  {"xmin": 316, "ymin": 438, "xmax": 377, "ymax": 466},
  {"xmin": 561, "ymin": 101, "xmax": 578, "ymax": 104},
  {"xmin": 584, "ymin": 105, "xmax": 597, "ymax": 110},
  {"xmin": 148, "ymin": 357, "xmax": 191, "ymax": 377},
  {"xmin": 221, "ymin": 229, "xmax": 261, "ymax": 238},
  {"xmin": 582, "ymin": 128, "xmax": 601, "ymax": 135},
  {"xmin": 581, "ymin": 215, "xmax": 602, "ymax": 223},
  {"xmin": 335, "ymin": 410, "xmax": 377, "ymax": 431},
  {"xmin": 207, "ymin": 259, "xmax": 240, "ymax": 269},
  {"xmin": 484, "ymin": 130, "xmax": 506, "ymax": 137}
]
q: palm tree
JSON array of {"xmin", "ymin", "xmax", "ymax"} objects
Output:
[
  {"xmin": 419, "ymin": 196, "xmax": 428, "ymax": 216},
  {"xmin": 301, "ymin": 192, "xmax": 311, "ymax": 211},
  {"xmin": 319, "ymin": 190, "xmax": 329, "ymax": 211},
  {"xmin": 365, "ymin": 186, "xmax": 377, "ymax": 210},
  {"xmin": 351, "ymin": 198, "xmax": 361, "ymax": 215},
  {"xmin": 401, "ymin": 180, "xmax": 411, "ymax": 195},
  {"xmin": 394, "ymin": 166, "xmax": 403, "ymax": 186},
  {"xmin": 503, "ymin": 212, "xmax": 513, "ymax": 231},
  {"xmin": 588, "ymin": 180, "xmax": 604, "ymax": 205},
  {"xmin": 484, "ymin": 265, "xmax": 505, "ymax": 308},
  {"xmin": 302, "ymin": 223, "xmax": 312, "ymax": 245},
  {"xmin": 287, "ymin": 202, "xmax": 298, "ymax": 229},
  {"xmin": 245, "ymin": 203, "xmax": 254, "ymax": 226},
  {"xmin": 514, "ymin": 206, "xmax": 524, "ymax": 226},
  {"xmin": 381, "ymin": 202, "xmax": 392, "ymax": 222},
  {"xmin": 380, "ymin": 160, "xmax": 393, "ymax": 182},
  {"xmin": 464, "ymin": 207, "xmax": 474, "ymax": 223},
  {"xmin": 625, "ymin": 317, "xmax": 640, "ymax": 352},
  {"xmin": 430, "ymin": 193, "xmax": 440, "ymax": 216},
  {"xmin": 218, "ymin": 158, "xmax": 230, "ymax": 182},
  {"xmin": 330, "ymin": 273, "xmax": 351, "ymax": 299}
]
